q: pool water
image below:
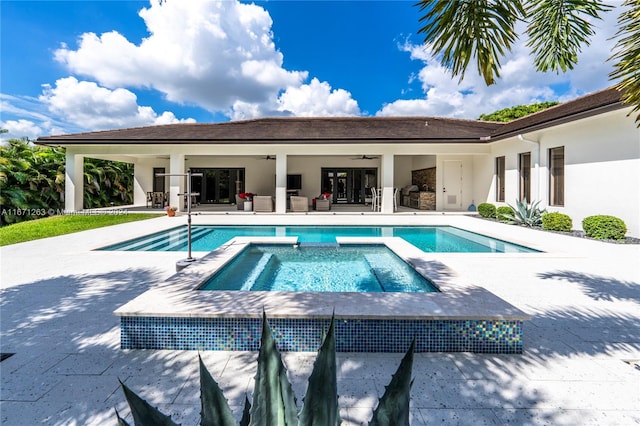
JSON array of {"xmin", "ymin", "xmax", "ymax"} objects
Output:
[
  {"xmin": 199, "ymin": 244, "xmax": 439, "ymax": 293},
  {"xmin": 100, "ymin": 225, "xmax": 538, "ymax": 253}
]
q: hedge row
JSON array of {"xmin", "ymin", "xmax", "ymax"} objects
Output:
[{"xmin": 477, "ymin": 203, "xmax": 627, "ymax": 240}]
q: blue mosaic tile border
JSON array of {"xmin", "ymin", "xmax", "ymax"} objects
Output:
[{"xmin": 120, "ymin": 316, "xmax": 523, "ymax": 354}]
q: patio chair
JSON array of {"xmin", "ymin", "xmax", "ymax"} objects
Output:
[
  {"xmin": 290, "ymin": 195, "xmax": 309, "ymax": 212},
  {"xmin": 152, "ymin": 191, "xmax": 165, "ymax": 208},
  {"xmin": 371, "ymin": 187, "xmax": 381, "ymax": 211},
  {"xmin": 393, "ymin": 187, "xmax": 398, "ymax": 211},
  {"xmin": 253, "ymin": 195, "xmax": 274, "ymax": 212}
]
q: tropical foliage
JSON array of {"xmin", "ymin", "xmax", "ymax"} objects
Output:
[
  {"xmin": 0, "ymin": 138, "xmax": 133, "ymax": 225},
  {"xmin": 0, "ymin": 138, "xmax": 65, "ymax": 225},
  {"xmin": 415, "ymin": 0, "xmax": 640, "ymax": 122},
  {"xmin": 83, "ymin": 157, "xmax": 134, "ymax": 209},
  {"xmin": 479, "ymin": 101, "xmax": 560, "ymax": 122},
  {"xmin": 117, "ymin": 313, "xmax": 415, "ymax": 426}
]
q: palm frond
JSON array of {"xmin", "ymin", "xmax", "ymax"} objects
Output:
[
  {"xmin": 526, "ymin": 0, "xmax": 613, "ymax": 73},
  {"xmin": 609, "ymin": 0, "xmax": 640, "ymax": 123},
  {"xmin": 416, "ymin": 0, "xmax": 525, "ymax": 85}
]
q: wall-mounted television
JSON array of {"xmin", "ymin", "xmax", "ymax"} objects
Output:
[{"xmin": 287, "ymin": 174, "xmax": 302, "ymax": 190}]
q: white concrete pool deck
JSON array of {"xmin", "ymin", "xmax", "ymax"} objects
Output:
[{"xmin": 1, "ymin": 213, "xmax": 639, "ymax": 425}]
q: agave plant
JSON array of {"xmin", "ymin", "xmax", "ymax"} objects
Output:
[
  {"xmin": 116, "ymin": 312, "xmax": 415, "ymax": 426},
  {"xmin": 502, "ymin": 198, "xmax": 546, "ymax": 227}
]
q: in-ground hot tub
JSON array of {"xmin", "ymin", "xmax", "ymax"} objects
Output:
[{"xmin": 114, "ymin": 236, "xmax": 530, "ymax": 353}]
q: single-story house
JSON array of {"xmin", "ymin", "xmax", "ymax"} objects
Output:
[{"xmin": 37, "ymin": 87, "xmax": 640, "ymax": 237}]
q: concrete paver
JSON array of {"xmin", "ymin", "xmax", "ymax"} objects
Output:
[{"xmin": 1, "ymin": 214, "xmax": 639, "ymax": 425}]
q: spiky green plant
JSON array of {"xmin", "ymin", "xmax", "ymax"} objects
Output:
[
  {"xmin": 502, "ymin": 199, "xmax": 546, "ymax": 227},
  {"xmin": 116, "ymin": 313, "xmax": 415, "ymax": 425},
  {"xmin": 249, "ymin": 312, "xmax": 299, "ymax": 426},
  {"xmin": 297, "ymin": 316, "xmax": 339, "ymax": 426},
  {"xmin": 369, "ymin": 339, "xmax": 414, "ymax": 426}
]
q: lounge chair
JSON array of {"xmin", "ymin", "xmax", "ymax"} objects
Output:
[
  {"xmin": 290, "ymin": 196, "xmax": 309, "ymax": 212},
  {"xmin": 253, "ymin": 195, "xmax": 274, "ymax": 212}
]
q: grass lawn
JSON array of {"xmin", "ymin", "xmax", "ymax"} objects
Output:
[{"xmin": 0, "ymin": 213, "xmax": 163, "ymax": 246}]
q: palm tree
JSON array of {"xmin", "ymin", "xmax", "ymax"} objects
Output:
[
  {"xmin": 84, "ymin": 158, "xmax": 133, "ymax": 208},
  {"xmin": 0, "ymin": 138, "xmax": 65, "ymax": 224},
  {"xmin": 415, "ymin": 0, "xmax": 640, "ymax": 121},
  {"xmin": 0, "ymin": 138, "xmax": 133, "ymax": 224}
]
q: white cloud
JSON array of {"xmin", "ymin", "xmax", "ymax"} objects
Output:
[
  {"xmin": 53, "ymin": 0, "xmax": 358, "ymax": 121},
  {"xmin": 39, "ymin": 77, "xmax": 195, "ymax": 130},
  {"xmin": 0, "ymin": 119, "xmax": 43, "ymax": 141},
  {"xmin": 379, "ymin": 10, "xmax": 620, "ymax": 118},
  {"xmin": 229, "ymin": 78, "xmax": 360, "ymax": 120}
]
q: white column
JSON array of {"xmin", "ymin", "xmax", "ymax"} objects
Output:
[
  {"xmin": 169, "ymin": 153, "xmax": 185, "ymax": 211},
  {"xmin": 275, "ymin": 154, "xmax": 287, "ymax": 213},
  {"xmin": 65, "ymin": 150, "xmax": 84, "ymax": 211},
  {"xmin": 381, "ymin": 153, "xmax": 395, "ymax": 213},
  {"xmin": 132, "ymin": 161, "xmax": 146, "ymax": 207}
]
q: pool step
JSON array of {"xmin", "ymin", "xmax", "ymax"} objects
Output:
[
  {"xmin": 204, "ymin": 251, "xmax": 275, "ymax": 291},
  {"xmin": 363, "ymin": 253, "xmax": 423, "ymax": 292},
  {"xmin": 240, "ymin": 253, "xmax": 274, "ymax": 290},
  {"xmin": 116, "ymin": 226, "xmax": 211, "ymax": 251}
]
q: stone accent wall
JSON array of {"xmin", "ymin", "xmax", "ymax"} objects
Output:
[
  {"xmin": 412, "ymin": 167, "xmax": 436, "ymax": 191},
  {"xmin": 419, "ymin": 192, "xmax": 436, "ymax": 210},
  {"xmin": 408, "ymin": 191, "xmax": 436, "ymax": 210}
]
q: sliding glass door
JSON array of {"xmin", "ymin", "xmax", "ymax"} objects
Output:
[
  {"xmin": 191, "ymin": 168, "xmax": 244, "ymax": 204},
  {"xmin": 321, "ymin": 168, "xmax": 376, "ymax": 204}
]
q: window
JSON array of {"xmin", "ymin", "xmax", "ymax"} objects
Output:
[
  {"xmin": 495, "ymin": 156, "xmax": 505, "ymax": 202},
  {"xmin": 153, "ymin": 167, "xmax": 165, "ymax": 193},
  {"xmin": 519, "ymin": 152, "xmax": 531, "ymax": 202},
  {"xmin": 549, "ymin": 146, "xmax": 564, "ymax": 206}
]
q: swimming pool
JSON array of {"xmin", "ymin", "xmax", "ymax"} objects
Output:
[
  {"xmin": 199, "ymin": 244, "xmax": 439, "ymax": 292},
  {"xmin": 100, "ymin": 225, "xmax": 537, "ymax": 253}
]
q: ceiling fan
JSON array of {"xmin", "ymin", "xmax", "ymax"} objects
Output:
[{"xmin": 351, "ymin": 155, "xmax": 379, "ymax": 160}]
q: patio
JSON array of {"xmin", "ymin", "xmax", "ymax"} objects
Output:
[{"xmin": 1, "ymin": 213, "xmax": 639, "ymax": 425}]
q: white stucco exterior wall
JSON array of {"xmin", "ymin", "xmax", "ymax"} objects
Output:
[
  {"xmin": 490, "ymin": 108, "xmax": 640, "ymax": 237},
  {"xmin": 540, "ymin": 109, "xmax": 640, "ymax": 237}
]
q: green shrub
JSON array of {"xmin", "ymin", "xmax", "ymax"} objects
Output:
[
  {"xmin": 478, "ymin": 203, "xmax": 496, "ymax": 218},
  {"xmin": 542, "ymin": 212, "xmax": 573, "ymax": 232},
  {"xmin": 496, "ymin": 206, "xmax": 514, "ymax": 222},
  {"xmin": 582, "ymin": 215, "xmax": 627, "ymax": 240}
]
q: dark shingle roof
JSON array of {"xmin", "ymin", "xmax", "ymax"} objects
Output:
[
  {"xmin": 36, "ymin": 87, "xmax": 627, "ymax": 146},
  {"xmin": 36, "ymin": 116, "xmax": 501, "ymax": 144},
  {"xmin": 489, "ymin": 87, "xmax": 626, "ymax": 139}
]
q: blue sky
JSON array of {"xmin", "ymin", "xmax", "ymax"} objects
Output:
[{"xmin": 0, "ymin": 0, "xmax": 623, "ymax": 141}]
